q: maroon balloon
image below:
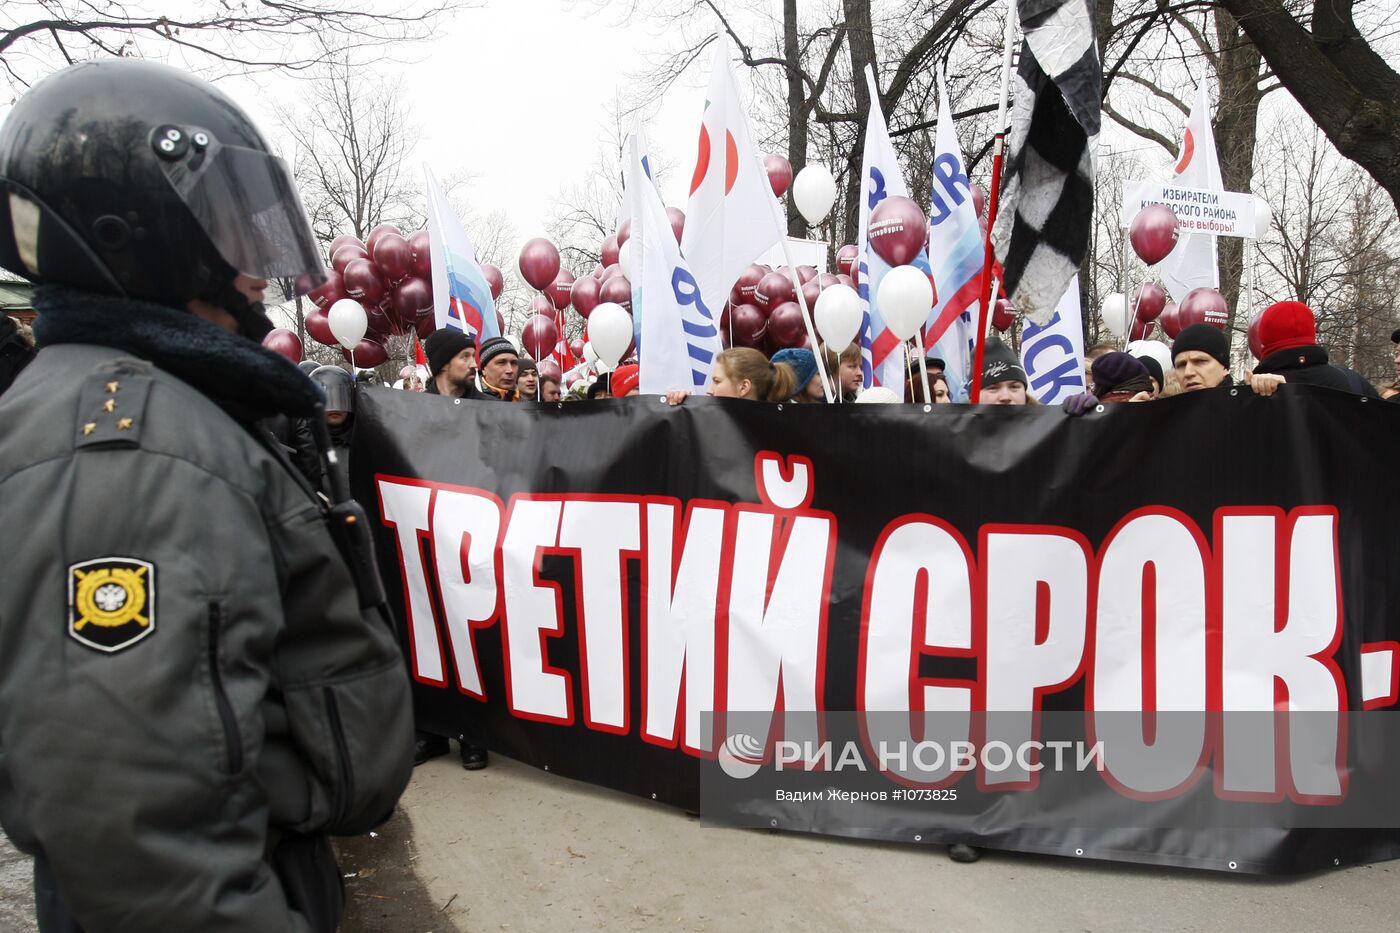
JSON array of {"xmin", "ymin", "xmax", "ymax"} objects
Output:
[
  {"xmin": 342, "ymin": 338, "xmax": 388, "ymax": 368},
  {"xmin": 530, "ymin": 293, "xmax": 555, "ymax": 317},
  {"xmin": 391, "ymin": 276, "xmax": 432, "ymax": 323},
  {"xmin": 1128, "ymin": 317, "xmax": 1155, "ymax": 341},
  {"xmin": 537, "ymin": 359, "xmax": 562, "ymax": 382},
  {"xmin": 1159, "ymin": 302, "xmax": 1182, "ymax": 339},
  {"xmin": 600, "ymin": 275, "xmax": 633, "ymax": 314},
  {"xmin": 305, "ymin": 308, "xmax": 336, "ymax": 346},
  {"xmin": 616, "ymin": 219, "xmax": 632, "ymax": 248},
  {"xmin": 481, "ymin": 264, "xmax": 504, "ymax": 301},
  {"xmin": 408, "ymin": 230, "xmax": 432, "ymax": 280},
  {"xmin": 522, "ymin": 313, "xmax": 559, "ymax": 360},
  {"xmin": 767, "ymin": 302, "xmax": 807, "ymax": 348},
  {"xmin": 836, "ymin": 273, "xmax": 855, "ymax": 290},
  {"xmin": 262, "ymin": 328, "xmax": 303, "ymax": 363},
  {"xmin": 796, "ymin": 265, "xmax": 818, "ymax": 286},
  {"xmin": 816, "ymin": 272, "xmax": 841, "ymax": 290},
  {"xmin": 570, "ymin": 338, "xmax": 585, "ymax": 359},
  {"xmin": 496, "ymin": 309, "xmax": 506, "ymax": 334},
  {"xmin": 331, "ymin": 244, "xmax": 368, "ymax": 274},
  {"xmin": 764, "ymin": 154, "xmax": 793, "ymax": 199},
  {"xmin": 364, "ymin": 223, "xmax": 402, "ymax": 258},
  {"xmin": 1129, "ymin": 205, "xmax": 1180, "ymax": 265},
  {"xmin": 666, "ymin": 207, "xmax": 685, "ymax": 244},
  {"xmin": 372, "ymin": 232, "xmax": 412, "ymax": 284},
  {"xmin": 971, "ymin": 183, "xmax": 986, "ymax": 220},
  {"xmin": 1132, "ymin": 282, "xmax": 1167, "ymax": 322},
  {"xmin": 836, "ymin": 244, "xmax": 859, "ymax": 277},
  {"xmin": 1247, "ymin": 313, "xmax": 1265, "ymax": 360},
  {"xmin": 992, "ymin": 299, "xmax": 1016, "ymax": 332},
  {"xmin": 307, "ymin": 269, "xmax": 346, "ymax": 310},
  {"xmin": 600, "ymin": 234, "xmax": 621, "ymax": 267},
  {"xmin": 342, "ymin": 258, "xmax": 386, "ymax": 304},
  {"xmin": 328, "ymin": 234, "xmax": 364, "ymax": 259},
  {"xmin": 549, "ymin": 269, "xmax": 576, "ymax": 311},
  {"xmin": 365, "ymin": 302, "xmax": 394, "ymax": 338},
  {"xmin": 754, "ymin": 271, "xmax": 796, "ymax": 313},
  {"xmin": 600, "ymin": 263, "xmax": 624, "ymax": 282},
  {"xmin": 729, "ymin": 303, "xmax": 768, "ymax": 349},
  {"xmin": 1177, "ymin": 287, "xmax": 1229, "ymax": 331},
  {"xmin": 800, "ymin": 278, "xmax": 823, "ymax": 311},
  {"xmin": 571, "ymin": 275, "xmax": 602, "ymax": 318},
  {"xmin": 729, "ymin": 263, "xmax": 768, "ymax": 306},
  {"xmin": 415, "ymin": 309, "xmax": 436, "ymax": 340},
  {"xmin": 519, "ymin": 237, "xmax": 561, "ymax": 291},
  {"xmin": 868, "ymin": 196, "xmax": 929, "ymax": 267}
]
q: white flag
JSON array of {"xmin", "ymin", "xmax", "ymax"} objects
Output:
[
  {"xmin": 680, "ymin": 37, "xmax": 784, "ymax": 317},
  {"xmin": 424, "ymin": 165, "xmax": 498, "ymax": 339},
  {"xmin": 1019, "ymin": 276, "xmax": 1087, "ymax": 404},
  {"xmin": 1158, "ymin": 83, "xmax": 1222, "ymax": 305},
  {"xmin": 631, "ymin": 128, "xmax": 722, "ymax": 393}
]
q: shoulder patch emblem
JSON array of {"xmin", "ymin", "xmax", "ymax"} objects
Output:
[{"xmin": 68, "ymin": 558, "xmax": 156, "ymax": 653}]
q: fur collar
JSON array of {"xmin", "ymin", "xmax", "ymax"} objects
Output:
[{"xmin": 32, "ymin": 286, "xmax": 322, "ymax": 421}]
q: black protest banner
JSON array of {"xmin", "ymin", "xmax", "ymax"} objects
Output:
[{"xmin": 351, "ymin": 386, "xmax": 1400, "ymax": 873}]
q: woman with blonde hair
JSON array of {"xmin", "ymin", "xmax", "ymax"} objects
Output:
[{"xmin": 665, "ymin": 347, "xmax": 797, "ymax": 405}]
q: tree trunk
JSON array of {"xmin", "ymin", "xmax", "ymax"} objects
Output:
[
  {"xmin": 784, "ymin": 0, "xmax": 808, "ymax": 238},
  {"xmin": 1211, "ymin": 8, "xmax": 1263, "ymax": 333},
  {"xmin": 841, "ymin": 0, "xmax": 876, "ymax": 246},
  {"xmin": 1217, "ymin": 0, "xmax": 1400, "ymax": 218}
]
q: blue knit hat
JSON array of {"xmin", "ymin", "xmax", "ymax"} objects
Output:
[{"xmin": 771, "ymin": 347, "xmax": 818, "ymax": 391}]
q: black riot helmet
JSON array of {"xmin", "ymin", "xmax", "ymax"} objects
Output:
[
  {"xmin": 297, "ymin": 359, "xmax": 322, "ymax": 376},
  {"xmin": 310, "ymin": 365, "xmax": 354, "ymax": 414},
  {"xmin": 0, "ymin": 59, "xmax": 324, "ymax": 337}
]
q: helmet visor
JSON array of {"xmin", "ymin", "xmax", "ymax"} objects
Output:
[{"xmin": 158, "ymin": 137, "xmax": 325, "ymax": 301}]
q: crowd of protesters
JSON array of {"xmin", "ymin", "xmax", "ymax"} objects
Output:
[{"xmin": 315, "ymin": 297, "xmax": 1399, "ymax": 416}]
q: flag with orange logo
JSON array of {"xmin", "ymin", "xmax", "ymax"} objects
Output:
[{"xmin": 680, "ymin": 37, "xmax": 785, "ymax": 318}]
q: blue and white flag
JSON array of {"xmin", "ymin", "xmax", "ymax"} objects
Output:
[
  {"xmin": 857, "ymin": 66, "xmax": 933, "ymax": 396},
  {"xmin": 923, "ymin": 69, "xmax": 982, "ymax": 401},
  {"xmin": 1019, "ymin": 276, "xmax": 1086, "ymax": 404},
  {"xmin": 424, "ymin": 165, "xmax": 499, "ymax": 340},
  {"xmin": 630, "ymin": 128, "xmax": 722, "ymax": 393}
]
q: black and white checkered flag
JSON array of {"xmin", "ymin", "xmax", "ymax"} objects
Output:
[{"xmin": 992, "ymin": 0, "xmax": 1101, "ymax": 325}]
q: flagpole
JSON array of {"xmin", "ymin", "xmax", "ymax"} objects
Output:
[
  {"xmin": 969, "ymin": 0, "xmax": 1018, "ymax": 404},
  {"xmin": 913, "ymin": 333, "xmax": 931, "ymax": 403}
]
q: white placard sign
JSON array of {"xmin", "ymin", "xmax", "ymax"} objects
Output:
[{"xmin": 1120, "ymin": 182, "xmax": 1257, "ymax": 239}]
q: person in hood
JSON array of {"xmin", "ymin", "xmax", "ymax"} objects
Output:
[
  {"xmin": 1249, "ymin": 301, "xmax": 1378, "ymax": 397},
  {"xmin": 0, "ymin": 59, "xmax": 413, "ymax": 932}
]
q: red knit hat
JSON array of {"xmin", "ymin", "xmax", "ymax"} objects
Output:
[
  {"xmin": 1258, "ymin": 301, "xmax": 1316, "ymax": 358},
  {"xmin": 610, "ymin": 363, "xmax": 641, "ymax": 397}
]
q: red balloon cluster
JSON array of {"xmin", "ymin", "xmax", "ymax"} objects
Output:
[
  {"xmin": 306, "ymin": 223, "xmax": 437, "ymax": 357},
  {"xmin": 712, "ymin": 262, "xmax": 823, "ymax": 355}
]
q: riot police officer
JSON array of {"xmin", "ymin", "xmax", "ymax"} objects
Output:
[{"xmin": 0, "ymin": 59, "xmax": 413, "ymax": 931}]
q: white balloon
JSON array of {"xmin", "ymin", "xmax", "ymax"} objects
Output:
[
  {"xmin": 876, "ymin": 265, "xmax": 933, "ymax": 342},
  {"xmin": 619, "ymin": 239, "xmax": 633, "ymax": 280},
  {"xmin": 792, "ymin": 163, "xmax": 837, "ymax": 226},
  {"xmin": 813, "ymin": 283, "xmax": 862, "ymax": 350},
  {"xmin": 1127, "ymin": 339, "xmax": 1172, "ymax": 380},
  {"xmin": 327, "ymin": 298, "xmax": 367, "ymax": 350},
  {"xmin": 505, "ymin": 334, "xmax": 523, "ymax": 355},
  {"xmin": 1253, "ymin": 195, "xmax": 1272, "ymax": 237},
  {"xmin": 582, "ymin": 341, "xmax": 607, "ymax": 373},
  {"xmin": 588, "ymin": 302, "xmax": 632, "ymax": 369},
  {"xmin": 1101, "ymin": 292, "xmax": 1129, "ymax": 339}
]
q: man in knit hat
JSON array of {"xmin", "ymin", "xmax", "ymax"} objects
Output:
[
  {"xmin": 476, "ymin": 335, "xmax": 521, "ymax": 401},
  {"xmin": 517, "ymin": 357, "xmax": 539, "ymax": 400},
  {"xmin": 1250, "ymin": 301, "xmax": 1377, "ymax": 397},
  {"xmin": 978, "ymin": 334, "xmax": 1030, "ymax": 405},
  {"xmin": 423, "ymin": 329, "xmax": 482, "ymax": 398},
  {"xmin": 1171, "ymin": 323, "xmax": 1233, "ymax": 392}
]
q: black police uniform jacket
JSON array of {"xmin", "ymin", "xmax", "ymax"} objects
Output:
[{"xmin": 0, "ymin": 288, "xmax": 413, "ymax": 931}]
